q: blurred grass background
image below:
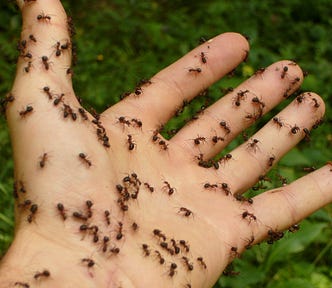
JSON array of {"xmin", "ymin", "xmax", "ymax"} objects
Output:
[{"xmin": 0, "ymin": 0, "xmax": 331, "ymax": 287}]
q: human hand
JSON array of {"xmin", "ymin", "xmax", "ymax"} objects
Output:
[{"xmin": 1, "ymin": 1, "xmax": 331, "ymax": 287}]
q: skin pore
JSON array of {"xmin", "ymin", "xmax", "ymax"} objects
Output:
[{"xmin": 0, "ymin": 1, "xmax": 331, "ymax": 287}]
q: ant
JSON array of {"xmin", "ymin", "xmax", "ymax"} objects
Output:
[
  {"xmin": 246, "ymin": 138, "xmax": 260, "ymax": 153},
  {"xmin": 53, "ymin": 93, "xmax": 65, "ymax": 106},
  {"xmin": 57, "ymin": 203, "xmax": 67, "ymax": 220},
  {"xmin": 116, "ymin": 221, "xmax": 123, "ymax": 240},
  {"xmin": 127, "ymin": 134, "xmax": 136, "ymax": 150},
  {"xmin": 188, "ymin": 67, "xmax": 202, "ymax": 73},
  {"xmin": 85, "ymin": 200, "xmax": 93, "ymax": 218},
  {"xmin": 24, "ymin": 61, "xmax": 32, "ymax": 73},
  {"xmin": 144, "ymin": 182, "xmax": 154, "ymax": 193},
  {"xmin": 163, "ymin": 181, "xmax": 175, "ymax": 195},
  {"xmin": 178, "ymin": 207, "xmax": 193, "ymax": 217},
  {"xmin": 118, "ymin": 116, "xmax": 131, "ymax": 127},
  {"xmin": 72, "ymin": 211, "xmax": 88, "ymax": 221},
  {"xmin": 104, "ymin": 210, "xmax": 111, "ymax": 225},
  {"xmin": 19, "ymin": 105, "xmax": 33, "ymax": 118},
  {"xmin": 39, "ymin": 153, "xmax": 48, "ymax": 168},
  {"xmin": 29, "ymin": 34, "xmax": 37, "ymax": 42},
  {"xmin": 244, "ymin": 235, "xmax": 255, "ymax": 249},
  {"xmin": 182, "ymin": 256, "xmax": 194, "ymax": 271},
  {"xmin": 41, "ymin": 56, "xmax": 51, "ymax": 70},
  {"xmin": 233, "ymin": 89, "xmax": 249, "ymax": 106},
  {"xmin": 203, "ymin": 182, "xmax": 218, "ymax": 190},
  {"xmin": 37, "ymin": 12, "xmax": 51, "ymax": 22},
  {"xmin": 303, "ymin": 128, "xmax": 311, "ymax": 142},
  {"xmin": 27, "ymin": 204, "xmax": 38, "ymax": 223},
  {"xmin": 230, "ymin": 246, "xmax": 240, "ymax": 259},
  {"xmin": 179, "ymin": 240, "xmax": 190, "ymax": 253},
  {"xmin": 242, "ymin": 211, "xmax": 257, "ymax": 223},
  {"xmin": 219, "ymin": 120, "xmax": 231, "ymax": 135},
  {"xmin": 131, "ymin": 222, "xmax": 139, "ymax": 231},
  {"xmin": 219, "ymin": 153, "xmax": 232, "ymax": 164},
  {"xmin": 296, "ymin": 94, "xmax": 305, "ymax": 104},
  {"xmin": 34, "ymin": 269, "xmax": 50, "ymax": 280},
  {"xmin": 142, "ymin": 244, "xmax": 151, "ymax": 257},
  {"xmin": 251, "ymin": 96, "xmax": 265, "ymax": 109},
  {"xmin": 290, "ymin": 124, "xmax": 300, "ymax": 134},
  {"xmin": 193, "ymin": 135, "xmax": 206, "ymax": 145},
  {"xmin": 131, "ymin": 118, "xmax": 143, "ymax": 128},
  {"xmin": 54, "ymin": 41, "xmax": 61, "ymax": 56},
  {"xmin": 280, "ymin": 66, "xmax": 288, "ymax": 79},
  {"xmin": 200, "ymin": 52, "xmax": 207, "ymax": 64},
  {"xmin": 101, "ymin": 236, "xmax": 110, "ymax": 253},
  {"xmin": 196, "ymin": 257, "xmax": 207, "ymax": 269},
  {"xmin": 14, "ymin": 282, "xmax": 30, "ymax": 288},
  {"xmin": 288, "ymin": 224, "xmax": 300, "ymax": 233},
  {"xmin": 234, "ymin": 193, "xmax": 253, "ymax": 204},
  {"xmin": 78, "ymin": 153, "xmax": 92, "ymax": 167},
  {"xmin": 277, "ymin": 173, "xmax": 288, "ymax": 186},
  {"xmin": 267, "ymin": 155, "xmax": 276, "ymax": 167},
  {"xmin": 267, "ymin": 229, "xmax": 284, "ymax": 244},
  {"xmin": 168, "ymin": 263, "xmax": 177, "ymax": 277},
  {"xmin": 211, "ymin": 135, "xmax": 224, "ymax": 144},
  {"xmin": 18, "ymin": 199, "xmax": 32, "ymax": 209},
  {"xmin": 254, "ymin": 67, "xmax": 266, "ymax": 77},
  {"xmin": 154, "ymin": 250, "xmax": 165, "ymax": 264},
  {"xmin": 312, "ymin": 98, "xmax": 320, "ymax": 108},
  {"xmin": 78, "ymin": 108, "xmax": 88, "ymax": 120},
  {"xmin": 81, "ymin": 258, "xmax": 95, "ymax": 268},
  {"xmin": 110, "ymin": 246, "xmax": 120, "ymax": 254},
  {"xmin": 272, "ymin": 117, "xmax": 283, "ymax": 128},
  {"xmin": 153, "ymin": 229, "xmax": 167, "ymax": 241},
  {"xmin": 170, "ymin": 239, "xmax": 180, "ymax": 254},
  {"xmin": 221, "ymin": 182, "xmax": 231, "ymax": 196},
  {"xmin": 42, "ymin": 86, "xmax": 53, "ymax": 100}
]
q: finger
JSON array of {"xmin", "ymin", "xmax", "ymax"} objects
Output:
[
  {"xmin": 9, "ymin": 0, "xmax": 74, "ymax": 108},
  {"xmin": 106, "ymin": 32, "xmax": 249, "ymax": 131},
  {"xmin": 250, "ymin": 164, "xmax": 332, "ymax": 245},
  {"xmin": 219, "ymin": 92, "xmax": 325, "ymax": 195},
  {"xmin": 170, "ymin": 60, "xmax": 303, "ymax": 158}
]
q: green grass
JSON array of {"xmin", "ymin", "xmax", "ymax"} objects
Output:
[{"xmin": 1, "ymin": 1, "xmax": 331, "ymax": 287}]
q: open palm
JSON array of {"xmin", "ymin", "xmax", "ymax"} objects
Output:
[{"xmin": 1, "ymin": 1, "xmax": 331, "ymax": 287}]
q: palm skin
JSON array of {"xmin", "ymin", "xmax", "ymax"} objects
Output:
[{"xmin": 0, "ymin": 1, "xmax": 331, "ymax": 288}]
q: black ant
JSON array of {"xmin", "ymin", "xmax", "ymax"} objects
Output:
[
  {"xmin": 193, "ymin": 135, "xmax": 206, "ymax": 145},
  {"xmin": 272, "ymin": 117, "xmax": 283, "ymax": 128},
  {"xmin": 277, "ymin": 173, "xmax": 288, "ymax": 186},
  {"xmin": 153, "ymin": 229, "xmax": 167, "ymax": 241},
  {"xmin": 53, "ymin": 93, "xmax": 64, "ymax": 106},
  {"xmin": 242, "ymin": 211, "xmax": 257, "ymax": 223},
  {"xmin": 110, "ymin": 246, "xmax": 120, "ymax": 254},
  {"xmin": 251, "ymin": 96, "xmax": 265, "ymax": 109},
  {"xmin": 219, "ymin": 120, "xmax": 231, "ymax": 135},
  {"xmin": 57, "ymin": 203, "xmax": 67, "ymax": 220},
  {"xmin": 220, "ymin": 153, "xmax": 232, "ymax": 164},
  {"xmin": 37, "ymin": 12, "xmax": 51, "ymax": 22},
  {"xmin": 78, "ymin": 108, "xmax": 88, "ymax": 120},
  {"xmin": 203, "ymin": 182, "xmax": 218, "ymax": 190},
  {"xmin": 211, "ymin": 135, "xmax": 224, "ymax": 144},
  {"xmin": 178, "ymin": 207, "xmax": 193, "ymax": 217},
  {"xmin": 303, "ymin": 128, "xmax": 311, "ymax": 142},
  {"xmin": 182, "ymin": 256, "xmax": 194, "ymax": 271},
  {"xmin": 34, "ymin": 269, "xmax": 50, "ymax": 280},
  {"xmin": 54, "ymin": 41, "xmax": 61, "ymax": 56},
  {"xmin": 290, "ymin": 124, "xmax": 300, "ymax": 134},
  {"xmin": 163, "ymin": 181, "xmax": 175, "ymax": 195},
  {"xmin": 131, "ymin": 222, "xmax": 139, "ymax": 231},
  {"xmin": 267, "ymin": 229, "xmax": 284, "ymax": 244},
  {"xmin": 131, "ymin": 118, "xmax": 142, "ymax": 128},
  {"xmin": 280, "ymin": 66, "xmax": 288, "ymax": 79},
  {"xmin": 116, "ymin": 221, "xmax": 123, "ymax": 240},
  {"xmin": 179, "ymin": 240, "xmax": 190, "ymax": 253},
  {"xmin": 196, "ymin": 257, "xmax": 207, "ymax": 269},
  {"xmin": 142, "ymin": 244, "xmax": 150, "ymax": 257},
  {"xmin": 127, "ymin": 134, "xmax": 136, "ymax": 150},
  {"xmin": 312, "ymin": 98, "xmax": 320, "ymax": 108},
  {"xmin": 170, "ymin": 239, "xmax": 180, "ymax": 254},
  {"xmin": 101, "ymin": 236, "xmax": 110, "ymax": 253},
  {"xmin": 81, "ymin": 258, "xmax": 95, "ymax": 268},
  {"xmin": 104, "ymin": 210, "xmax": 111, "ymax": 225},
  {"xmin": 158, "ymin": 139, "xmax": 169, "ymax": 151},
  {"xmin": 144, "ymin": 182, "xmax": 154, "ymax": 193},
  {"xmin": 29, "ymin": 34, "xmax": 37, "ymax": 42},
  {"xmin": 246, "ymin": 138, "xmax": 260, "ymax": 153},
  {"xmin": 18, "ymin": 199, "xmax": 32, "ymax": 209},
  {"xmin": 154, "ymin": 250, "xmax": 165, "ymax": 264},
  {"xmin": 27, "ymin": 204, "xmax": 38, "ymax": 223},
  {"xmin": 78, "ymin": 153, "xmax": 92, "ymax": 167},
  {"xmin": 288, "ymin": 224, "xmax": 300, "ymax": 233},
  {"xmin": 221, "ymin": 182, "xmax": 231, "ymax": 196},
  {"xmin": 24, "ymin": 61, "xmax": 32, "ymax": 73},
  {"xmin": 244, "ymin": 235, "xmax": 255, "ymax": 249},
  {"xmin": 72, "ymin": 211, "xmax": 88, "ymax": 221},
  {"xmin": 41, "ymin": 56, "xmax": 51, "ymax": 70},
  {"xmin": 254, "ymin": 67, "xmax": 266, "ymax": 77},
  {"xmin": 168, "ymin": 263, "xmax": 177, "ymax": 277},
  {"xmin": 19, "ymin": 105, "xmax": 33, "ymax": 118},
  {"xmin": 296, "ymin": 94, "xmax": 305, "ymax": 104},
  {"xmin": 267, "ymin": 155, "xmax": 276, "ymax": 167},
  {"xmin": 234, "ymin": 193, "xmax": 253, "ymax": 204},
  {"xmin": 42, "ymin": 86, "xmax": 53, "ymax": 100},
  {"xmin": 188, "ymin": 67, "xmax": 202, "ymax": 73},
  {"xmin": 85, "ymin": 200, "xmax": 93, "ymax": 218},
  {"xmin": 39, "ymin": 153, "xmax": 48, "ymax": 168},
  {"xmin": 118, "ymin": 116, "xmax": 131, "ymax": 127}
]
